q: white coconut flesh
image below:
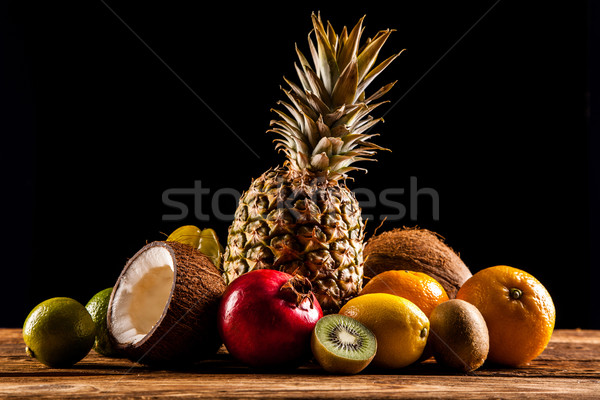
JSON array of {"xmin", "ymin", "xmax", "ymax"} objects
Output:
[{"xmin": 110, "ymin": 246, "xmax": 175, "ymax": 345}]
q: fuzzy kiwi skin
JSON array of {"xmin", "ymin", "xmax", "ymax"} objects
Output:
[
  {"xmin": 310, "ymin": 317, "xmax": 376, "ymax": 374},
  {"xmin": 364, "ymin": 228, "xmax": 471, "ymax": 298},
  {"xmin": 429, "ymin": 299, "xmax": 489, "ymax": 372}
]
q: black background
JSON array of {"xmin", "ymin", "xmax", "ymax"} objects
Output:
[{"xmin": 1, "ymin": 1, "xmax": 596, "ymax": 328}]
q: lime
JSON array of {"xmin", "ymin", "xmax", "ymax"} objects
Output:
[
  {"xmin": 23, "ymin": 297, "xmax": 96, "ymax": 368},
  {"xmin": 86, "ymin": 288, "xmax": 120, "ymax": 357}
]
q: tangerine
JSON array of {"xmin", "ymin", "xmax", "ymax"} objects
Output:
[
  {"xmin": 360, "ymin": 270, "xmax": 449, "ymax": 317},
  {"xmin": 456, "ymin": 265, "xmax": 555, "ymax": 367}
]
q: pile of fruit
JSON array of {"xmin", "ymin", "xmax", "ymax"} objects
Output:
[
  {"xmin": 23, "ymin": 224, "xmax": 556, "ymax": 373},
  {"xmin": 23, "ymin": 13, "xmax": 556, "ymax": 374},
  {"xmin": 216, "ymin": 234, "xmax": 555, "ymax": 373}
]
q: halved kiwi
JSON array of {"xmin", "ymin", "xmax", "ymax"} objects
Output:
[{"xmin": 311, "ymin": 314, "xmax": 377, "ymax": 374}]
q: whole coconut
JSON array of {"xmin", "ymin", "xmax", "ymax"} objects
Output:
[{"xmin": 363, "ymin": 227, "xmax": 471, "ymax": 298}]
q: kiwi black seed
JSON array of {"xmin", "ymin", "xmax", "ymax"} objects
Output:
[
  {"xmin": 311, "ymin": 314, "xmax": 377, "ymax": 374},
  {"xmin": 429, "ymin": 299, "xmax": 489, "ymax": 372}
]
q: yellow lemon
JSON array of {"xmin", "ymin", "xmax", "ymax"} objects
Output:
[{"xmin": 340, "ymin": 293, "xmax": 429, "ymax": 368}]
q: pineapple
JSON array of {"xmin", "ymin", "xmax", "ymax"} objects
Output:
[{"xmin": 223, "ymin": 13, "xmax": 400, "ymax": 313}]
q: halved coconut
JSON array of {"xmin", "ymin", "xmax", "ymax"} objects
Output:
[{"xmin": 107, "ymin": 241, "xmax": 226, "ymax": 365}]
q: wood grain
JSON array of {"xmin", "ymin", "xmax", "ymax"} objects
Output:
[{"xmin": 0, "ymin": 329, "xmax": 598, "ymax": 399}]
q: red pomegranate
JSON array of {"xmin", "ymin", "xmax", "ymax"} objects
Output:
[{"xmin": 218, "ymin": 269, "xmax": 323, "ymax": 367}]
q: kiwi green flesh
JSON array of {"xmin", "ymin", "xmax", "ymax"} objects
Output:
[
  {"xmin": 316, "ymin": 315, "xmax": 376, "ymax": 359},
  {"xmin": 312, "ymin": 315, "xmax": 377, "ymax": 374}
]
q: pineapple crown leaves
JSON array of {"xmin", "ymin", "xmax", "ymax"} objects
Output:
[{"xmin": 269, "ymin": 12, "xmax": 403, "ymax": 182}]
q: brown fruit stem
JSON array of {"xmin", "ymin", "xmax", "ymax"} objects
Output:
[
  {"xmin": 280, "ymin": 275, "xmax": 315, "ymax": 308},
  {"xmin": 510, "ymin": 288, "xmax": 523, "ymax": 300}
]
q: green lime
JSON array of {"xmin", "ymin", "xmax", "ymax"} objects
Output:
[
  {"xmin": 86, "ymin": 288, "xmax": 120, "ymax": 357},
  {"xmin": 23, "ymin": 297, "xmax": 95, "ymax": 368}
]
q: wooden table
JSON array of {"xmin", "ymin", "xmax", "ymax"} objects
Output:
[{"xmin": 0, "ymin": 329, "xmax": 598, "ymax": 399}]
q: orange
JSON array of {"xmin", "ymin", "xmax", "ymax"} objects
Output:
[
  {"xmin": 360, "ymin": 270, "xmax": 449, "ymax": 317},
  {"xmin": 456, "ymin": 265, "xmax": 555, "ymax": 367}
]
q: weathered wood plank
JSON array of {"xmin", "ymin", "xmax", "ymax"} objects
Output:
[
  {"xmin": 0, "ymin": 374, "xmax": 599, "ymax": 399},
  {"xmin": 0, "ymin": 329, "xmax": 598, "ymax": 399}
]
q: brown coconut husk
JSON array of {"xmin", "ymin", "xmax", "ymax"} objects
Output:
[
  {"xmin": 108, "ymin": 241, "xmax": 226, "ymax": 365},
  {"xmin": 363, "ymin": 227, "xmax": 472, "ymax": 298}
]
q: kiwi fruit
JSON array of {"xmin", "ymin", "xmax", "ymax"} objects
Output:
[
  {"xmin": 311, "ymin": 314, "xmax": 377, "ymax": 374},
  {"xmin": 429, "ymin": 299, "xmax": 489, "ymax": 372},
  {"xmin": 364, "ymin": 227, "xmax": 472, "ymax": 298}
]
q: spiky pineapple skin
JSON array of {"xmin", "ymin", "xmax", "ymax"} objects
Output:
[
  {"xmin": 223, "ymin": 13, "xmax": 398, "ymax": 313},
  {"xmin": 223, "ymin": 166, "xmax": 365, "ymax": 313}
]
